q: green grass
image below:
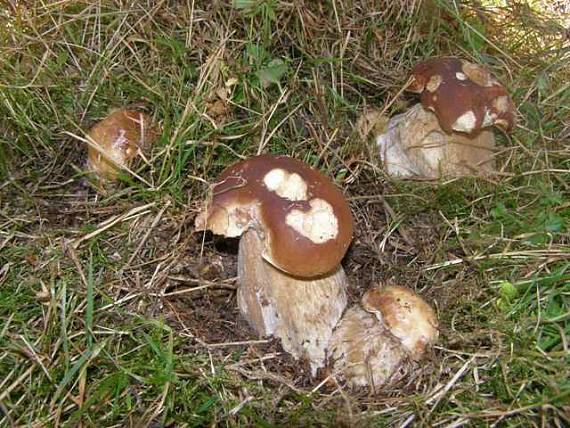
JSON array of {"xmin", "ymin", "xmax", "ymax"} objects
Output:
[{"xmin": 1, "ymin": 0, "xmax": 569, "ymax": 426}]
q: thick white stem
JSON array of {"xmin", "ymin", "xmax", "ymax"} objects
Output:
[
  {"xmin": 237, "ymin": 228, "xmax": 347, "ymax": 375},
  {"xmin": 376, "ymin": 103, "xmax": 496, "ymax": 179}
]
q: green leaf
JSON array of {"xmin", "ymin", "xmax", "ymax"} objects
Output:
[
  {"xmin": 537, "ymin": 211, "xmax": 565, "ymax": 233},
  {"xmin": 233, "ymin": 0, "xmax": 256, "ymax": 10},
  {"xmin": 536, "ymin": 73, "xmax": 550, "ymax": 97},
  {"xmin": 256, "ymin": 58, "xmax": 288, "ymax": 87},
  {"xmin": 499, "ymin": 280, "xmax": 518, "ymax": 302},
  {"xmin": 490, "ymin": 202, "xmax": 507, "ymax": 219},
  {"xmin": 86, "ymin": 253, "xmax": 94, "ymax": 351},
  {"xmin": 463, "ymin": 16, "xmax": 487, "ymax": 52},
  {"xmin": 245, "ymin": 43, "xmax": 269, "ymax": 67},
  {"xmin": 51, "ymin": 340, "xmax": 107, "ymax": 406},
  {"xmin": 497, "ymin": 280, "xmax": 517, "ymax": 313}
]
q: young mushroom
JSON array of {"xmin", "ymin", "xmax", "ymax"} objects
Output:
[
  {"xmin": 330, "ymin": 285, "xmax": 438, "ymax": 389},
  {"xmin": 376, "ymin": 57, "xmax": 515, "ymax": 179},
  {"xmin": 195, "ymin": 155, "xmax": 353, "ymax": 374},
  {"xmin": 86, "ymin": 109, "xmax": 159, "ymax": 187}
]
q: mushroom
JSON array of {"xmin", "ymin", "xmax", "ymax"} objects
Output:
[
  {"xmin": 86, "ymin": 109, "xmax": 159, "ymax": 185},
  {"xmin": 195, "ymin": 155, "xmax": 353, "ymax": 374},
  {"xmin": 330, "ymin": 285, "xmax": 438, "ymax": 389},
  {"xmin": 376, "ymin": 57, "xmax": 515, "ymax": 179}
]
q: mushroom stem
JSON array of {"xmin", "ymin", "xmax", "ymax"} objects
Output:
[
  {"xmin": 377, "ymin": 103, "xmax": 496, "ymax": 179},
  {"xmin": 237, "ymin": 228, "xmax": 348, "ymax": 375}
]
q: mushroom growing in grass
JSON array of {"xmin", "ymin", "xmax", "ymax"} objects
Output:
[
  {"xmin": 377, "ymin": 57, "xmax": 515, "ymax": 179},
  {"xmin": 330, "ymin": 285, "xmax": 438, "ymax": 389},
  {"xmin": 86, "ymin": 109, "xmax": 159, "ymax": 186},
  {"xmin": 195, "ymin": 155, "xmax": 353, "ymax": 374}
]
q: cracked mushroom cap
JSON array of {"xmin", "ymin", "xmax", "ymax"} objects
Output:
[
  {"xmin": 408, "ymin": 57, "xmax": 515, "ymax": 135},
  {"xmin": 195, "ymin": 155, "xmax": 353, "ymax": 278},
  {"xmin": 87, "ymin": 109, "xmax": 158, "ymax": 181},
  {"xmin": 362, "ymin": 285, "xmax": 438, "ymax": 360}
]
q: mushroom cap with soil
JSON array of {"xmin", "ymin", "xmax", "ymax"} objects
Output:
[
  {"xmin": 86, "ymin": 109, "xmax": 159, "ymax": 184},
  {"xmin": 408, "ymin": 58, "xmax": 515, "ymax": 135},
  {"xmin": 361, "ymin": 285, "xmax": 439, "ymax": 359},
  {"xmin": 376, "ymin": 57, "xmax": 515, "ymax": 179},
  {"xmin": 195, "ymin": 154, "xmax": 354, "ymax": 374},
  {"xmin": 409, "ymin": 57, "xmax": 515, "ymax": 135},
  {"xmin": 330, "ymin": 285, "xmax": 438, "ymax": 389}
]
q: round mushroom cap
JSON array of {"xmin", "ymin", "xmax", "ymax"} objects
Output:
[
  {"xmin": 362, "ymin": 285, "xmax": 438, "ymax": 360},
  {"xmin": 408, "ymin": 57, "xmax": 515, "ymax": 135},
  {"xmin": 195, "ymin": 155, "xmax": 353, "ymax": 278},
  {"xmin": 87, "ymin": 109, "xmax": 158, "ymax": 180}
]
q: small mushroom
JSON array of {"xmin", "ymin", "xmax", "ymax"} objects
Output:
[
  {"xmin": 86, "ymin": 109, "xmax": 159, "ymax": 184},
  {"xmin": 409, "ymin": 57, "xmax": 514, "ymax": 134},
  {"xmin": 195, "ymin": 155, "xmax": 353, "ymax": 374},
  {"xmin": 376, "ymin": 57, "xmax": 515, "ymax": 179},
  {"xmin": 330, "ymin": 285, "xmax": 438, "ymax": 389}
]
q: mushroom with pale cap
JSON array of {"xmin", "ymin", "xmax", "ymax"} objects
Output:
[
  {"xmin": 330, "ymin": 285, "xmax": 438, "ymax": 389},
  {"xmin": 86, "ymin": 109, "xmax": 159, "ymax": 187},
  {"xmin": 376, "ymin": 57, "xmax": 515, "ymax": 179},
  {"xmin": 195, "ymin": 154, "xmax": 353, "ymax": 374}
]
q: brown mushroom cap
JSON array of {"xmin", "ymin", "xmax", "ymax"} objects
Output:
[
  {"xmin": 408, "ymin": 57, "xmax": 515, "ymax": 135},
  {"xmin": 87, "ymin": 109, "xmax": 158, "ymax": 181},
  {"xmin": 195, "ymin": 155, "xmax": 353, "ymax": 278},
  {"xmin": 362, "ymin": 285, "xmax": 438, "ymax": 360}
]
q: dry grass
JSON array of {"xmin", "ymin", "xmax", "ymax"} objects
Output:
[{"xmin": 0, "ymin": 1, "xmax": 569, "ymax": 426}]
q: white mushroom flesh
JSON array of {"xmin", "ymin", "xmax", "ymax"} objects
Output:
[
  {"xmin": 285, "ymin": 198, "xmax": 339, "ymax": 243},
  {"xmin": 263, "ymin": 168, "xmax": 308, "ymax": 201},
  {"xmin": 451, "ymin": 110, "xmax": 477, "ymax": 133}
]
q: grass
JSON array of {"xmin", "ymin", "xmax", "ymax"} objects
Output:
[{"xmin": 0, "ymin": 0, "xmax": 569, "ymax": 426}]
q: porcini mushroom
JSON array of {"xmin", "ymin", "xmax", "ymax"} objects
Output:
[
  {"xmin": 330, "ymin": 285, "xmax": 438, "ymax": 389},
  {"xmin": 86, "ymin": 109, "xmax": 159, "ymax": 185},
  {"xmin": 195, "ymin": 155, "xmax": 353, "ymax": 374},
  {"xmin": 376, "ymin": 57, "xmax": 515, "ymax": 179}
]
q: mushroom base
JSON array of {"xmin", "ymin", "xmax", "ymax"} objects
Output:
[
  {"xmin": 376, "ymin": 104, "xmax": 496, "ymax": 179},
  {"xmin": 330, "ymin": 286, "xmax": 438, "ymax": 390},
  {"xmin": 330, "ymin": 305, "xmax": 409, "ymax": 389},
  {"xmin": 237, "ymin": 229, "xmax": 348, "ymax": 375}
]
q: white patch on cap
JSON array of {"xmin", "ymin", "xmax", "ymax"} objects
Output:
[
  {"xmin": 426, "ymin": 75, "xmax": 442, "ymax": 92},
  {"xmin": 493, "ymin": 95, "xmax": 510, "ymax": 113},
  {"xmin": 112, "ymin": 129, "xmax": 129, "ymax": 149},
  {"xmin": 482, "ymin": 108, "xmax": 498, "ymax": 127},
  {"xmin": 263, "ymin": 168, "xmax": 308, "ymax": 201},
  {"xmin": 102, "ymin": 129, "xmax": 130, "ymax": 166},
  {"xmin": 452, "ymin": 110, "xmax": 477, "ymax": 133},
  {"xmin": 285, "ymin": 198, "xmax": 338, "ymax": 243},
  {"xmin": 455, "ymin": 72, "xmax": 467, "ymax": 80}
]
